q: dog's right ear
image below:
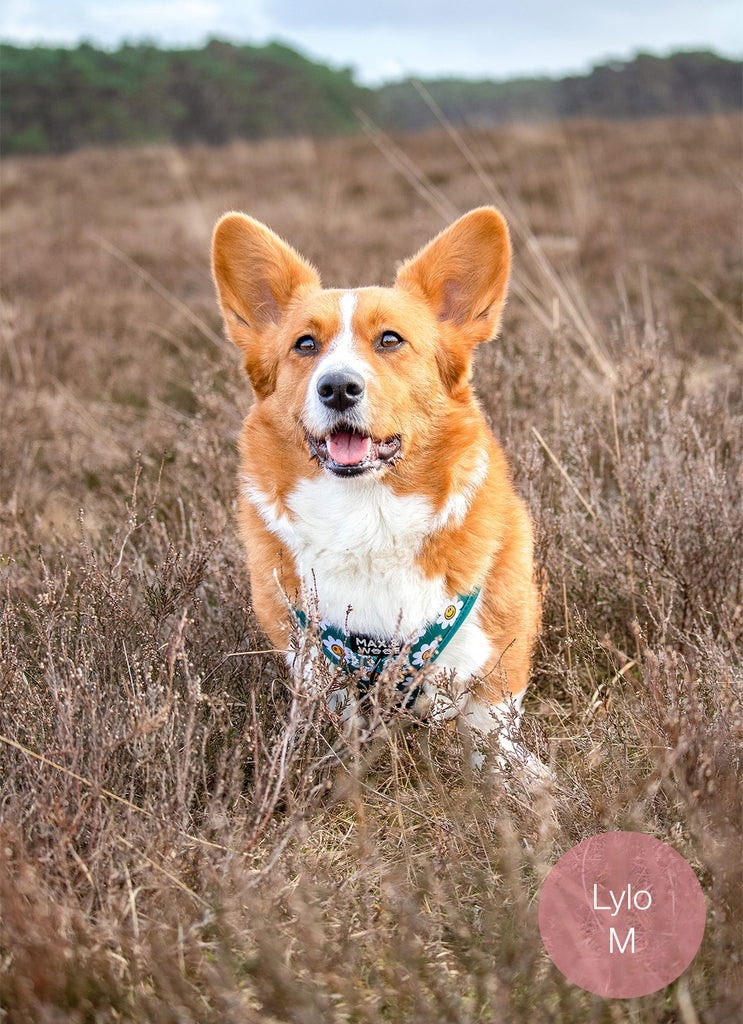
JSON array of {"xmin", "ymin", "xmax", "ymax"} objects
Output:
[{"xmin": 211, "ymin": 213, "xmax": 320, "ymax": 396}]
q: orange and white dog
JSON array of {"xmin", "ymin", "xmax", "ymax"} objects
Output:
[{"xmin": 212, "ymin": 207, "xmax": 540, "ymax": 757}]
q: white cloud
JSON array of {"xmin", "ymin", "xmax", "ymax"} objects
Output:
[
  {"xmin": 1, "ymin": 0, "xmax": 86, "ymax": 43},
  {"xmin": 1, "ymin": 0, "xmax": 739, "ymax": 81},
  {"xmin": 88, "ymin": 2, "xmax": 221, "ymax": 42}
]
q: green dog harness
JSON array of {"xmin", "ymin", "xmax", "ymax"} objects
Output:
[{"xmin": 294, "ymin": 587, "xmax": 481, "ymax": 706}]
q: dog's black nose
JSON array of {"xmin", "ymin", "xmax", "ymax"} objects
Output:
[{"xmin": 316, "ymin": 370, "xmax": 365, "ymax": 411}]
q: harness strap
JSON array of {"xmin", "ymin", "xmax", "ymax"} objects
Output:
[{"xmin": 294, "ymin": 587, "xmax": 481, "ymax": 706}]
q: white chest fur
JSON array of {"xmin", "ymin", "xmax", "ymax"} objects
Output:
[
  {"xmin": 245, "ymin": 473, "xmax": 450, "ymax": 637},
  {"xmin": 244, "ymin": 470, "xmax": 499, "ymax": 726}
]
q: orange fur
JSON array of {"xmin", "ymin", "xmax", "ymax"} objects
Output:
[{"xmin": 212, "ymin": 207, "xmax": 540, "ymax": 718}]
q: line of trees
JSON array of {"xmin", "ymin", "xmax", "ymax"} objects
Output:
[
  {"xmin": 0, "ymin": 39, "xmax": 369, "ymax": 153},
  {"xmin": 377, "ymin": 51, "xmax": 743, "ymax": 130},
  {"xmin": 1, "ymin": 41, "xmax": 740, "ymax": 155}
]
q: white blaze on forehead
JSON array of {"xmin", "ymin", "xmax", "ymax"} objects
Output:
[
  {"xmin": 305, "ymin": 290, "xmax": 371, "ymax": 434},
  {"xmin": 329, "ymin": 291, "xmax": 358, "ymax": 360}
]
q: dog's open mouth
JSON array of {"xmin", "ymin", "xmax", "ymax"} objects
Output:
[{"xmin": 307, "ymin": 428, "xmax": 402, "ymax": 477}]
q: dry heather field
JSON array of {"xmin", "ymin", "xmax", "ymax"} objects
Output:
[{"xmin": 1, "ymin": 114, "xmax": 742, "ymax": 1022}]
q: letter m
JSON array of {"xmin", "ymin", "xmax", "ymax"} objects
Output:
[{"xmin": 610, "ymin": 927, "xmax": 635, "ymax": 954}]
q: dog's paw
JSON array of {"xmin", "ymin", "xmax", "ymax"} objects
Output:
[
  {"xmin": 471, "ymin": 736, "xmax": 554, "ymax": 792},
  {"xmin": 499, "ymin": 740, "xmax": 554, "ymax": 788}
]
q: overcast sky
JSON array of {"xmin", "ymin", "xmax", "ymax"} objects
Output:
[{"xmin": 1, "ymin": 1, "xmax": 740, "ymax": 83}]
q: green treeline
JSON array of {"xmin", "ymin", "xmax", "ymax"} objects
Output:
[
  {"xmin": 1, "ymin": 40, "xmax": 740, "ymax": 155},
  {"xmin": 379, "ymin": 50, "xmax": 743, "ymax": 130},
  {"xmin": 0, "ymin": 39, "xmax": 369, "ymax": 153}
]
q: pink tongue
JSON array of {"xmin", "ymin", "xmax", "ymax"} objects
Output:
[{"xmin": 327, "ymin": 431, "xmax": 372, "ymax": 466}]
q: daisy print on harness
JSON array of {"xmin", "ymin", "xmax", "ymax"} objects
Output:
[
  {"xmin": 436, "ymin": 599, "xmax": 464, "ymax": 629},
  {"xmin": 322, "ymin": 634, "xmax": 360, "ymax": 667},
  {"xmin": 411, "ymin": 640, "xmax": 442, "ymax": 668}
]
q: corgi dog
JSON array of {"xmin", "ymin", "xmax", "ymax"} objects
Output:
[{"xmin": 211, "ymin": 207, "xmax": 540, "ymax": 755}]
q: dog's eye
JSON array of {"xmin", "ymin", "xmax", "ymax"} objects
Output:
[
  {"xmin": 295, "ymin": 335, "xmax": 318, "ymax": 354},
  {"xmin": 379, "ymin": 331, "xmax": 404, "ymax": 350}
]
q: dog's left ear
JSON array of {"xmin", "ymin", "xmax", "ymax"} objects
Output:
[{"xmin": 396, "ymin": 206, "xmax": 510, "ymax": 343}]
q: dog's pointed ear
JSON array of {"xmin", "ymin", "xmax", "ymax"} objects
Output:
[
  {"xmin": 395, "ymin": 207, "xmax": 510, "ymax": 343},
  {"xmin": 211, "ymin": 213, "xmax": 321, "ymax": 394}
]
